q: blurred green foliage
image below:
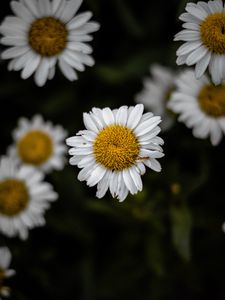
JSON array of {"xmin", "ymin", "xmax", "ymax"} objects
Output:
[{"xmin": 0, "ymin": 0, "xmax": 225, "ymax": 300}]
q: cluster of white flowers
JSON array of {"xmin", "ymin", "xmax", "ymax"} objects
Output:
[
  {"xmin": 0, "ymin": 115, "xmax": 67, "ymax": 240},
  {"xmin": 0, "ymin": 1, "xmax": 225, "ymax": 297}
]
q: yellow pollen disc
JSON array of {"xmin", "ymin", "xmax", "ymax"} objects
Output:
[
  {"xmin": 198, "ymin": 84, "xmax": 225, "ymax": 117},
  {"xmin": 17, "ymin": 130, "xmax": 53, "ymax": 166},
  {"xmin": 93, "ymin": 125, "xmax": 140, "ymax": 171},
  {"xmin": 200, "ymin": 13, "xmax": 225, "ymax": 54},
  {"xmin": 29, "ymin": 17, "xmax": 68, "ymax": 56},
  {"xmin": 0, "ymin": 179, "xmax": 29, "ymax": 216}
]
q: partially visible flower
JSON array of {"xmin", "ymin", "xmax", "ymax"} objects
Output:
[
  {"xmin": 66, "ymin": 104, "xmax": 164, "ymax": 202},
  {"xmin": 9, "ymin": 115, "xmax": 67, "ymax": 173},
  {"xmin": 0, "ymin": 247, "xmax": 15, "ymax": 299},
  {"xmin": 174, "ymin": 0, "xmax": 225, "ymax": 85},
  {"xmin": 0, "ymin": 0, "xmax": 100, "ymax": 86},
  {"xmin": 168, "ymin": 69, "xmax": 225, "ymax": 146},
  {"xmin": 136, "ymin": 64, "xmax": 176, "ymax": 131},
  {"xmin": 222, "ymin": 222, "xmax": 225, "ymax": 233},
  {"xmin": 0, "ymin": 156, "xmax": 58, "ymax": 239}
]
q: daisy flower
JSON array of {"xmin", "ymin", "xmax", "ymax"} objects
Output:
[
  {"xmin": 168, "ymin": 69, "xmax": 225, "ymax": 146},
  {"xmin": 0, "ymin": 156, "xmax": 58, "ymax": 239},
  {"xmin": 0, "ymin": 0, "xmax": 100, "ymax": 86},
  {"xmin": 0, "ymin": 247, "xmax": 15, "ymax": 299},
  {"xmin": 66, "ymin": 104, "xmax": 164, "ymax": 202},
  {"xmin": 9, "ymin": 115, "xmax": 67, "ymax": 173},
  {"xmin": 136, "ymin": 64, "xmax": 176, "ymax": 131},
  {"xmin": 174, "ymin": 0, "xmax": 225, "ymax": 85}
]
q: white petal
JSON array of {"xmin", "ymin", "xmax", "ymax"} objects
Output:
[
  {"xmin": 21, "ymin": 53, "xmax": 40, "ymax": 79},
  {"xmin": 116, "ymin": 106, "xmax": 128, "ymax": 126},
  {"xmin": 59, "ymin": 58, "xmax": 78, "ymax": 81},
  {"xmin": 22, "ymin": 0, "xmax": 40, "ymax": 17},
  {"xmin": 1, "ymin": 46, "xmax": 29, "ymax": 59},
  {"xmin": 176, "ymin": 41, "xmax": 202, "ymax": 56},
  {"xmin": 34, "ymin": 58, "xmax": 50, "ymax": 87},
  {"xmin": 83, "ymin": 113, "xmax": 99, "ymax": 133},
  {"xmin": 87, "ymin": 165, "xmax": 107, "ymax": 187},
  {"xmin": 67, "ymin": 12, "xmax": 93, "ymax": 30},
  {"xmin": 195, "ymin": 51, "xmax": 211, "ymax": 79},
  {"xmin": 123, "ymin": 169, "xmax": 138, "ymax": 195},
  {"xmin": 11, "ymin": 1, "xmax": 34, "ymax": 22},
  {"xmin": 127, "ymin": 104, "xmax": 144, "ymax": 129},
  {"xmin": 61, "ymin": 0, "xmax": 82, "ymax": 23},
  {"xmin": 102, "ymin": 108, "xmax": 115, "ymax": 125},
  {"xmin": 186, "ymin": 45, "xmax": 208, "ymax": 66}
]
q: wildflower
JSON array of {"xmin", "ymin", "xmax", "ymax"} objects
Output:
[
  {"xmin": 0, "ymin": 156, "xmax": 57, "ymax": 239},
  {"xmin": 168, "ymin": 69, "xmax": 225, "ymax": 145},
  {"xmin": 9, "ymin": 115, "xmax": 67, "ymax": 173},
  {"xmin": 175, "ymin": 0, "xmax": 225, "ymax": 85},
  {"xmin": 0, "ymin": 0, "xmax": 100, "ymax": 86},
  {"xmin": 66, "ymin": 104, "xmax": 164, "ymax": 201}
]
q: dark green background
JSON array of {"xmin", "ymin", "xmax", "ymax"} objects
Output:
[{"xmin": 1, "ymin": 0, "xmax": 225, "ymax": 299}]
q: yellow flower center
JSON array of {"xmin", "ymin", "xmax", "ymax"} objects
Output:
[
  {"xmin": 200, "ymin": 12, "xmax": 225, "ymax": 54},
  {"xmin": 0, "ymin": 179, "xmax": 29, "ymax": 216},
  {"xmin": 17, "ymin": 130, "xmax": 53, "ymax": 166},
  {"xmin": 28, "ymin": 17, "xmax": 68, "ymax": 56},
  {"xmin": 198, "ymin": 84, "xmax": 225, "ymax": 117},
  {"xmin": 94, "ymin": 125, "xmax": 140, "ymax": 171}
]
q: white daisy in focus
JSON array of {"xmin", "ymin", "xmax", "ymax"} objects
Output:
[
  {"xmin": 66, "ymin": 104, "xmax": 164, "ymax": 202},
  {"xmin": 0, "ymin": 0, "xmax": 100, "ymax": 86},
  {"xmin": 174, "ymin": 0, "xmax": 225, "ymax": 85},
  {"xmin": 0, "ymin": 156, "xmax": 58, "ymax": 239},
  {"xmin": 0, "ymin": 247, "xmax": 15, "ymax": 299},
  {"xmin": 136, "ymin": 64, "xmax": 176, "ymax": 131},
  {"xmin": 168, "ymin": 69, "xmax": 225, "ymax": 146},
  {"xmin": 9, "ymin": 115, "xmax": 67, "ymax": 173}
]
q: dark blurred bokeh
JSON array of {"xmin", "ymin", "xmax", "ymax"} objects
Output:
[{"xmin": 1, "ymin": 0, "xmax": 225, "ymax": 299}]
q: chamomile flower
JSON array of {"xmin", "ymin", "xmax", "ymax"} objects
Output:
[
  {"xmin": 0, "ymin": 156, "xmax": 58, "ymax": 239},
  {"xmin": 0, "ymin": 0, "xmax": 100, "ymax": 86},
  {"xmin": 66, "ymin": 104, "xmax": 164, "ymax": 202},
  {"xmin": 136, "ymin": 64, "xmax": 176, "ymax": 131},
  {"xmin": 9, "ymin": 115, "xmax": 67, "ymax": 173},
  {"xmin": 0, "ymin": 247, "xmax": 15, "ymax": 299},
  {"xmin": 168, "ymin": 69, "xmax": 225, "ymax": 146},
  {"xmin": 174, "ymin": 0, "xmax": 225, "ymax": 85}
]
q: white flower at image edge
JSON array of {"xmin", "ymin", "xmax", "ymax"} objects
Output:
[
  {"xmin": 136, "ymin": 64, "xmax": 176, "ymax": 131},
  {"xmin": 174, "ymin": 0, "xmax": 225, "ymax": 85},
  {"xmin": 8, "ymin": 115, "xmax": 68, "ymax": 173},
  {"xmin": 0, "ymin": 247, "xmax": 15, "ymax": 299},
  {"xmin": 66, "ymin": 104, "xmax": 164, "ymax": 202},
  {"xmin": 168, "ymin": 69, "xmax": 225, "ymax": 146},
  {"xmin": 0, "ymin": 0, "xmax": 100, "ymax": 86},
  {"xmin": 0, "ymin": 156, "xmax": 58, "ymax": 239}
]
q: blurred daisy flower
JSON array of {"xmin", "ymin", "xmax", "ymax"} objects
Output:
[
  {"xmin": 66, "ymin": 104, "xmax": 164, "ymax": 202},
  {"xmin": 174, "ymin": 0, "xmax": 225, "ymax": 85},
  {"xmin": 0, "ymin": 247, "xmax": 15, "ymax": 299},
  {"xmin": 136, "ymin": 64, "xmax": 176, "ymax": 131},
  {"xmin": 222, "ymin": 222, "xmax": 225, "ymax": 233},
  {"xmin": 9, "ymin": 115, "xmax": 67, "ymax": 173},
  {"xmin": 0, "ymin": 156, "xmax": 58, "ymax": 239},
  {"xmin": 168, "ymin": 69, "xmax": 225, "ymax": 146},
  {"xmin": 0, "ymin": 0, "xmax": 100, "ymax": 86}
]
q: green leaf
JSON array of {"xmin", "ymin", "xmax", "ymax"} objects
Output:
[{"xmin": 170, "ymin": 203, "xmax": 192, "ymax": 262}]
